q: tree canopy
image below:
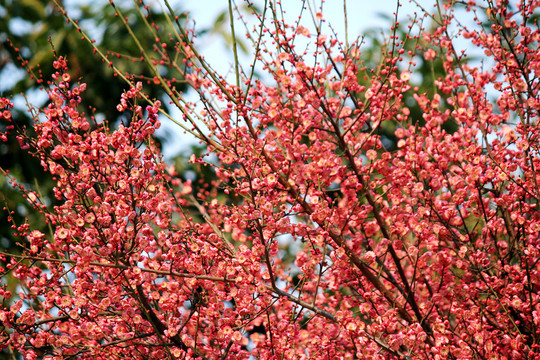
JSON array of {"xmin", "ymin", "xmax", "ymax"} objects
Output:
[{"xmin": 1, "ymin": 1, "xmax": 539, "ymax": 359}]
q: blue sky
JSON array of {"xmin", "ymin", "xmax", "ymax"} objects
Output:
[{"xmin": 181, "ymin": 0, "xmax": 426, "ymax": 74}]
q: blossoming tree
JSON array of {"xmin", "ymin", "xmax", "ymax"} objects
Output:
[{"xmin": 1, "ymin": 0, "xmax": 539, "ymax": 359}]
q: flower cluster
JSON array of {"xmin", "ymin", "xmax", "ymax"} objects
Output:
[{"xmin": 1, "ymin": 1, "xmax": 539, "ymax": 359}]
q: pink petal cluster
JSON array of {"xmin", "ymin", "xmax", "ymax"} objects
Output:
[{"xmin": 1, "ymin": 1, "xmax": 539, "ymax": 359}]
